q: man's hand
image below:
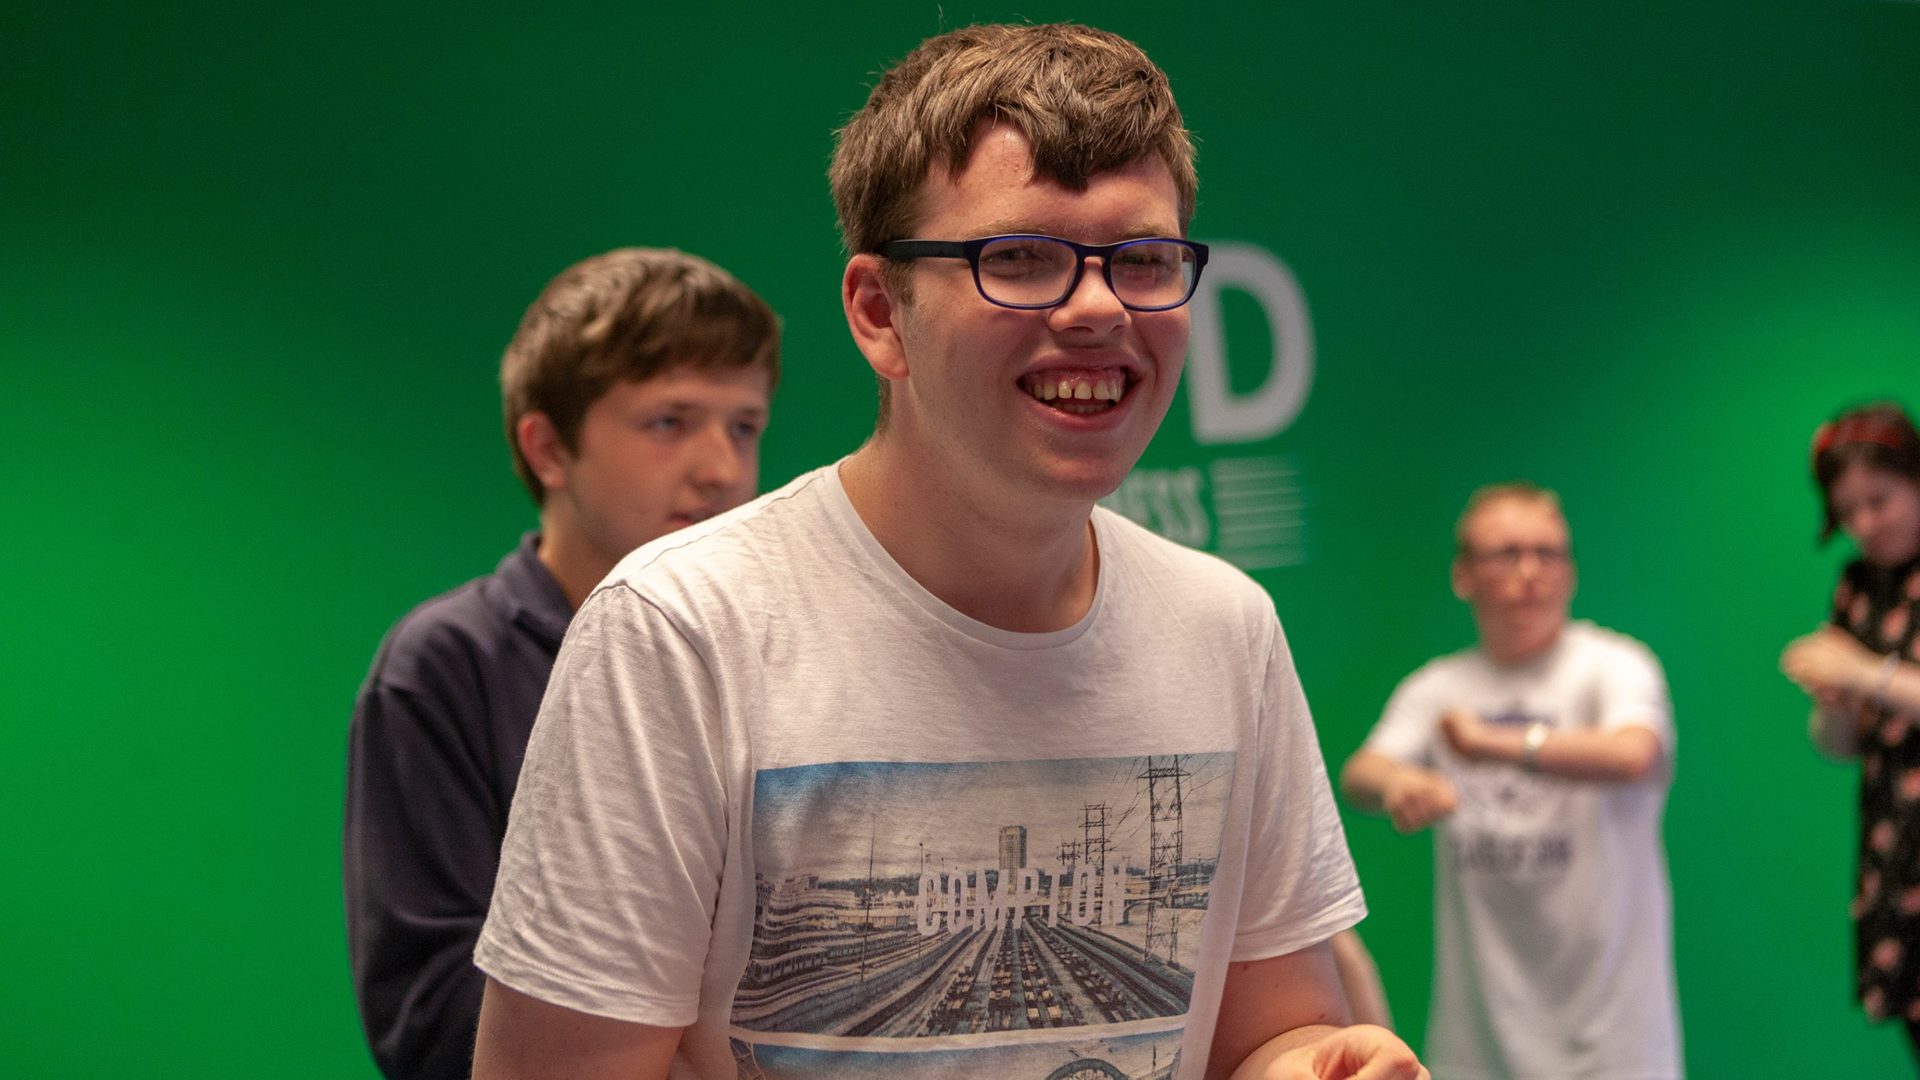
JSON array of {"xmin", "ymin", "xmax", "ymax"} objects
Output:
[
  {"xmin": 1379, "ymin": 769, "xmax": 1457, "ymax": 834},
  {"xmin": 1782, "ymin": 626, "xmax": 1879, "ymax": 697},
  {"xmin": 1239, "ymin": 1024, "xmax": 1428, "ymax": 1080},
  {"xmin": 1437, "ymin": 708, "xmax": 1488, "ymax": 760}
]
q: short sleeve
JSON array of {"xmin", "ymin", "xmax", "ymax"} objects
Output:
[
  {"xmin": 1231, "ymin": 620, "xmax": 1367, "ymax": 962},
  {"xmin": 1594, "ymin": 634, "xmax": 1674, "ymax": 756},
  {"xmin": 474, "ymin": 584, "xmax": 729, "ymax": 1026},
  {"xmin": 1362, "ymin": 667, "xmax": 1442, "ymax": 766}
]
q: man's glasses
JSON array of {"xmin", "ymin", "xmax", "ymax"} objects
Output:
[
  {"xmin": 1461, "ymin": 545, "xmax": 1572, "ymax": 572},
  {"xmin": 876, "ymin": 234, "xmax": 1210, "ymax": 312}
]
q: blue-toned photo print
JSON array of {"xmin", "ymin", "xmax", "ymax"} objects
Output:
[{"xmin": 729, "ymin": 753, "xmax": 1233, "ymax": 1075}]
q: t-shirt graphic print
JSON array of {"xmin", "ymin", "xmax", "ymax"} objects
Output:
[{"xmin": 728, "ymin": 753, "xmax": 1234, "ymax": 1078}]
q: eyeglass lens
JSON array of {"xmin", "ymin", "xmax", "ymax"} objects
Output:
[
  {"xmin": 1475, "ymin": 545, "xmax": 1570, "ymax": 569},
  {"xmin": 976, "ymin": 237, "xmax": 1197, "ymax": 310}
]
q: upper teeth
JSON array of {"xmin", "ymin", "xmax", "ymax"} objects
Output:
[{"xmin": 1031, "ymin": 375, "xmax": 1126, "ymax": 402}]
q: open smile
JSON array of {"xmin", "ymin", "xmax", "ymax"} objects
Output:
[{"xmin": 1018, "ymin": 366, "xmax": 1132, "ymax": 416}]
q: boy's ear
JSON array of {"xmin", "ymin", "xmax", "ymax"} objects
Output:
[
  {"xmin": 843, "ymin": 254, "xmax": 910, "ymax": 382},
  {"xmin": 516, "ymin": 412, "xmax": 570, "ymax": 494}
]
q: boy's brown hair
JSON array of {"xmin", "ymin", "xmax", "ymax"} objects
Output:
[
  {"xmin": 500, "ymin": 248, "xmax": 780, "ymax": 505},
  {"xmin": 830, "ymin": 23, "xmax": 1196, "ymax": 257}
]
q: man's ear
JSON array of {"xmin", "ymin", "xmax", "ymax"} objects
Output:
[
  {"xmin": 515, "ymin": 412, "xmax": 571, "ymax": 495},
  {"xmin": 843, "ymin": 254, "xmax": 910, "ymax": 382},
  {"xmin": 1450, "ymin": 557, "xmax": 1472, "ymax": 602}
]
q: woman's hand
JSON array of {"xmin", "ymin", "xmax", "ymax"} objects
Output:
[{"xmin": 1782, "ymin": 626, "xmax": 1882, "ymax": 697}]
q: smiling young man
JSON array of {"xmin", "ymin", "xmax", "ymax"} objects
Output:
[
  {"xmin": 1341, "ymin": 484, "xmax": 1682, "ymax": 1080},
  {"xmin": 344, "ymin": 247, "xmax": 778, "ymax": 1079},
  {"xmin": 471, "ymin": 24, "xmax": 1422, "ymax": 1080}
]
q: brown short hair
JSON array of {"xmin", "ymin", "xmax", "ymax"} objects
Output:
[
  {"xmin": 499, "ymin": 248, "xmax": 781, "ymax": 505},
  {"xmin": 830, "ymin": 23, "xmax": 1197, "ymax": 256},
  {"xmin": 1454, "ymin": 482, "xmax": 1565, "ymax": 554},
  {"xmin": 1811, "ymin": 401, "xmax": 1920, "ymax": 544}
]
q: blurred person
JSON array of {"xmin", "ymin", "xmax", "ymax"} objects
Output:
[
  {"xmin": 1342, "ymin": 483, "xmax": 1681, "ymax": 1080},
  {"xmin": 469, "ymin": 22, "xmax": 1423, "ymax": 1080},
  {"xmin": 344, "ymin": 247, "xmax": 780, "ymax": 1080},
  {"xmin": 1781, "ymin": 401, "xmax": 1920, "ymax": 1062},
  {"xmin": 1329, "ymin": 929, "xmax": 1394, "ymax": 1030}
]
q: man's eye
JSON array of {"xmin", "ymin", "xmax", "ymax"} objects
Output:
[
  {"xmin": 979, "ymin": 241, "xmax": 1068, "ymax": 277},
  {"xmin": 1113, "ymin": 256, "xmax": 1174, "ymax": 282},
  {"xmin": 981, "ymin": 248, "xmax": 1043, "ymax": 269},
  {"xmin": 731, "ymin": 420, "xmax": 765, "ymax": 440},
  {"xmin": 644, "ymin": 416, "xmax": 684, "ymax": 434}
]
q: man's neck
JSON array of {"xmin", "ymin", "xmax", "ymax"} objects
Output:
[
  {"xmin": 535, "ymin": 521, "xmax": 608, "ymax": 613},
  {"xmin": 1478, "ymin": 618, "xmax": 1566, "ymax": 667},
  {"xmin": 839, "ymin": 442, "xmax": 1099, "ymax": 633}
]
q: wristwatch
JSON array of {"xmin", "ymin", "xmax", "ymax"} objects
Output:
[{"xmin": 1521, "ymin": 722, "xmax": 1550, "ymax": 771}]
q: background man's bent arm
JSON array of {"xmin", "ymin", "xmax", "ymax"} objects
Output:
[
  {"xmin": 1328, "ymin": 929, "xmax": 1394, "ymax": 1030},
  {"xmin": 1340, "ymin": 750, "xmax": 1458, "ymax": 833},
  {"xmin": 1440, "ymin": 710, "xmax": 1662, "ymax": 783}
]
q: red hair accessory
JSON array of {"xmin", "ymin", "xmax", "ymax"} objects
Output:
[{"xmin": 1812, "ymin": 414, "xmax": 1912, "ymax": 466}]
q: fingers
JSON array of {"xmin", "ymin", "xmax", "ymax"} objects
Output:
[
  {"xmin": 1385, "ymin": 773, "xmax": 1458, "ymax": 833},
  {"xmin": 1343, "ymin": 1047, "xmax": 1426, "ymax": 1080},
  {"xmin": 1346, "ymin": 1059, "xmax": 1427, "ymax": 1080},
  {"xmin": 1388, "ymin": 798, "xmax": 1448, "ymax": 834},
  {"xmin": 1782, "ymin": 640, "xmax": 1838, "ymax": 693},
  {"xmin": 1309, "ymin": 1027, "xmax": 1426, "ymax": 1080}
]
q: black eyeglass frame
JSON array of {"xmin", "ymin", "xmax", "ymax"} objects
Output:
[
  {"xmin": 875, "ymin": 234, "xmax": 1211, "ymax": 312},
  {"xmin": 1457, "ymin": 544, "xmax": 1574, "ymax": 571}
]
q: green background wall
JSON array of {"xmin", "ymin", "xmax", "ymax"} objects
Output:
[{"xmin": 4, "ymin": 1, "xmax": 1916, "ymax": 1075}]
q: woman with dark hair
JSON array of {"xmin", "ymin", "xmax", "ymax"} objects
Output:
[{"xmin": 1782, "ymin": 401, "xmax": 1920, "ymax": 1055}]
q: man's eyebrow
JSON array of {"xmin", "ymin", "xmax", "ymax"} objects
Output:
[
  {"xmin": 964, "ymin": 217, "xmax": 1179, "ymax": 241},
  {"xmin": 637, "ymin": 399, "xmax": 768, "ymax": 414}
]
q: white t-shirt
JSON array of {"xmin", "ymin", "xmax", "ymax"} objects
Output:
[
  {"xmin": 476, "ymin": 463, "xmax": 1365, "ymax": 1080},
  {"xmin": 1365, "ymin": 621, "xmax": 1681, "ymax": 1080}
]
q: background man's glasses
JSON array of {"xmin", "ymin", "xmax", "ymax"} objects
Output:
[
  {"xmin": 1462, "ymin": 545, "xmax": 1572, "ymax": 571},
  {"xmin": 877, "ymin": 234, "xmax": 1210, "ymax": 312}
]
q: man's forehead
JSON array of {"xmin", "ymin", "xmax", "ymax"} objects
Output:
[
  {"xmin": 965, "ymin": 210, "xmax": 1175, "ymax": 240},
  {"xmin": 918, "ymin": 125, "xmax": 1180, "ymax": 236},
  {"xmin": 1465, "ymin": 497, "xmax": 1568, "ymax": 539}
]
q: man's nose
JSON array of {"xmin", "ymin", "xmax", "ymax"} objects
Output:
[
  {"xmin": 1050, "ymin": 257, "xmax": 1127, "ymax": 333},
  {"xmin": 691, "ymin": 426, "xmax": 747, "ymax": 489},
  {"xmin": 1512, "ymin": 550, "xmax": 1549, "ymax": 581}
]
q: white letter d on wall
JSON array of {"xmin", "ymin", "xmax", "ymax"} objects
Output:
[{"xmin": 1184, "ymin": 243, "xmax": 1314, "ymax": 445}]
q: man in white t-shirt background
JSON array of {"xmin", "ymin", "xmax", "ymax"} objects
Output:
[{"xmin": 1341, "ymin": 483, "xmax": 1682, "ymax": 1080}]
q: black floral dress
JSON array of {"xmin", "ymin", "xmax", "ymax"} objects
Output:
[{"xmin": 1832, "ymin": 554, "xmax": 1920, "ymax": 1026}]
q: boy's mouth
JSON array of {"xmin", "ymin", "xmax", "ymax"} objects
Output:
[{"xmin": 1019, "ymin": 368, "xmax": 1129, "ymax": 415}]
